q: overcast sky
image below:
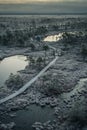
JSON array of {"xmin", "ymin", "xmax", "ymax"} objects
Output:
[
  {"xmin": 0, "ymin": 0, "xmax": 87, "ymax": 14},
  {"xmin": 0, "ymin": 0, "xmax": 87, "ymax": 4}
]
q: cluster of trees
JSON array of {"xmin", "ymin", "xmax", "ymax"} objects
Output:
[
  {"xmin": 62, "ymin": 31, "xmax": 87, "ymax": 48},
  {"xmin": 29, "ymin": 45, "xmax": 49, "ymax": 69},
  {"xmin": 47, "ymin": 18, "xmax": 87, "ymax": 32},
  {"xmin": 61, "ymin": 31, "xmax": 87, "ymax": 61},
  {"xmin": 45, "ymin": 78, "xmax": 64, "ymax": 96},
  {"xmin": 0, "ymin": 25, "xmax": 48, "ymax": 47},
  {"xmin": 72, "ymin": 21, "xmax": 87, "ymax": 30},
  {"xmin": 35, "ymin": 26, "xmax": 48, "ymax": 35},
  {"xmin": 0, "ymin": 29, "xmax": 30, "ymax": 47},
  {"xmin": 5, "ymin": 73, "xmax": 24, "ymax": 90},
  {"xmin": 29, "ymin": 56, "xmax": 45, "ymax": 70},
  {"xmin": 38, "ymin": 73, "xmax": 64, "ymax": 96},
  {"xmin": 61, "ymin": 32, "xmax": 78, "ymax": 50},
  {"xmin": 62, "ymin": 32, "xmax": 78, "ymax": 44}
]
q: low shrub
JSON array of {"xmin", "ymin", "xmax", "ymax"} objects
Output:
[{"xmin": 5, "ymin": 73, "xmax": 24, "ymax": 90}]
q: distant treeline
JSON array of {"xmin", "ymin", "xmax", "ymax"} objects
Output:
[{"xmin": 0, "ymin": 26, "xmax": 48, "ymax": 47}]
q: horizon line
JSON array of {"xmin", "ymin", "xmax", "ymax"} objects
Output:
[{"xmin": 0, "ymin": 12, "xmax": 87, "ymax": 15}]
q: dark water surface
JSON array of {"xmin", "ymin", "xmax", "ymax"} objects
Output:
[
  {"xmin": 0, "ymin": 55, "xmax": 28, "ymax": 87},
  {"xmin": 0, "ymin": 105, "xmax": 55, "ymax": 130}
]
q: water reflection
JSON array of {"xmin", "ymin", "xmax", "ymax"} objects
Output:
[
  {"xmin": 44, "ymin": 33, "xmax": 62, "ymax": 42},
  {"xmin": 0, "ymin": 55, "xmax": 28, "ymax": 87}
]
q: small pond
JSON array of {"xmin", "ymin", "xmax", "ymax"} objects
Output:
[
  {"xmin": 0, "ymin": 105, "xmax": 55, "ymax": 130},
  {"xmin": 44, "ymin": 33, "xmax": 63, "ymax": 42},
  {"xmin": 0, "ymin": 55, "xmax": 28, "ymax": 87}
]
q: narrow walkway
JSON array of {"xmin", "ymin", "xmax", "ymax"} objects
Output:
[{"xmin": 0, "ymin": 56, "xmax": 58, "ymax": 105}]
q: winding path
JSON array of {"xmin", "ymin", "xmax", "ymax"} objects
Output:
[{"xmin": 0, "ymin": 56, "xmax": 58, "ymax": 105}]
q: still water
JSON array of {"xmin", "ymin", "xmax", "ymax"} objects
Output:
[
  {"xmin": 44, "ymin": 33, "xmax": 63, "ymax": 42},
  {"xmin": 0, "ymin": 105, "xmax": 55, "ymax": 130},
  {"xmin": 0, "ymin": 55, "xmax": 28, "ymax": 87},
  {"xmin": 14, "ymin": 105, "xmax": 55, "ymax": 130}
]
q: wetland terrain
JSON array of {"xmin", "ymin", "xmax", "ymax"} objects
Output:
[{"xmin": 0, "ymin": 15, "xmax": 87, "ymax": 130}]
